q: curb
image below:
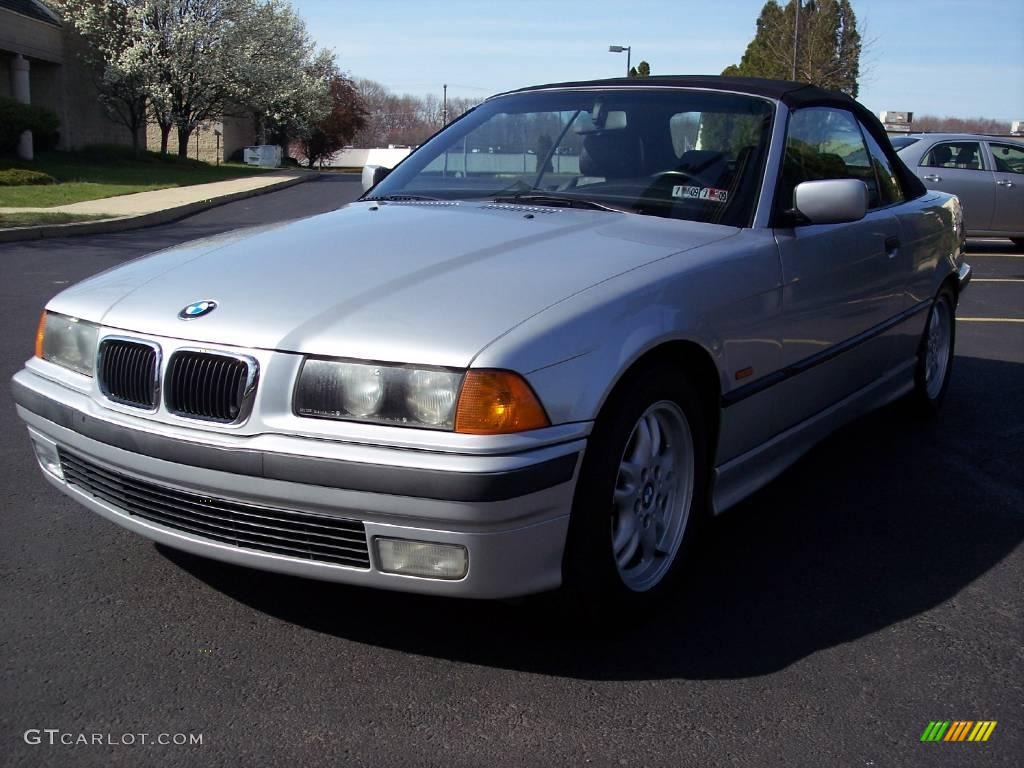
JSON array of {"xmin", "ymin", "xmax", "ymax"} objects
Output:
[{"xmin": 0, "ymin": 172, "xmax": 320, "ymax": 244}]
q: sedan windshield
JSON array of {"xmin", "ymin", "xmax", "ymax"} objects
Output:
[{"xmin": 368, "ymin": 89, "xmax": 775, "ymax": 227}]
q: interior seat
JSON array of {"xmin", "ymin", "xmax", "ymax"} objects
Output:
[
  {"xmin": 675, "ymin": 149, "xmax": 730, "ymax": 187},
  {"xmin": 579, "ymin": 130, "xmax": 645, "ymax": 179},
  {"xmin": 928, "ymin": 145, "xmax": 953, "ymax": 167},
  {"xmin": 955, "ymin": 144, "xmax": 980, "ymax": 169}
]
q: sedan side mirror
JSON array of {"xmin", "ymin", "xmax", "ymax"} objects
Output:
[
  {"xmin": 361, "ymin": 165, "xmax": 391, "ymax": 193},
  {"xmin": 792, "ymin": 179, "xmax": 868, "ymax": 225}
]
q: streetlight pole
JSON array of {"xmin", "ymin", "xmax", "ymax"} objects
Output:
[
  {"xmin": 608, "ymin": 45, "xmax": 632, "ymax": 77},
  {"xmin": 442, "ymin": 83, "xmax": 448, "ymax": 125}
]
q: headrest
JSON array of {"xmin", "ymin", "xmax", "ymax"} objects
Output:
[{"xmin": 931, "ymin": 145, "xmax": 952, "ymax": 165}]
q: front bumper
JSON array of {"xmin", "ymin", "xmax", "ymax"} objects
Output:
[{"xmin": 13, "ymin": 369, "xmax": 584, "ymax": 599}]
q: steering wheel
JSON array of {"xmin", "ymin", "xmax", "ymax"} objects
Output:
[{"xmin": 650, "ymin": 169, "xmax": 709, "ymax": 187}]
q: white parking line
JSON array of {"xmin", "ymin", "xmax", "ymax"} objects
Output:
[
  {"xmin": 966, "ymin": 257, "xmax": 1024, "ymax": 264},
  {"xmin": 972, "ymin": 279, "xmax": 1024, "ymax": 283},
  {"xmin": 958, "ymin": 317, "xmax": 1024, "ymax": 323}
]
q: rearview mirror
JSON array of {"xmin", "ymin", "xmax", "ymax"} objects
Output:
[
  {"xmin": 792, "ymin": 179, "xmax": 868, "ymax": 225},
  {"xmin": 361, "ymin": 165, "xmax": 391, "ymax": 193}
]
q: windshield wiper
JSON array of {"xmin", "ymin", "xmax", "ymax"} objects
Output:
[
  {"xmin": 363, "ymin": 194, "xmax": 442, "ymax": 202},
  {"xmin": 490, "ymin": 193, "xmax": 624, "ymax": 212}
]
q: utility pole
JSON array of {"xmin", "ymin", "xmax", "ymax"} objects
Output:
[
  {"xmin": 442, "ymin": 84, "xmax": 448, "ymax": 125},
  {"xmin": 792, "ymin": 0, "xmax": 800, "ymax": 81}
]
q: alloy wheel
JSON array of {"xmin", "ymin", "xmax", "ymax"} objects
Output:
[
  {"xmin": 610, "ymin": 400, "xmax": 694, "ymax": 592},
  {"xmin": 924, "ymin": 297, "xmax": 952, "ymax": 400}
]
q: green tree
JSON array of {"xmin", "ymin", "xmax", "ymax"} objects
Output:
[
  {"xmin": 722, "ymin": 0, "xmax": 861, "ymax": 97},
  {"xmin": 628, "ymin": 60, "xmax": 651, "ymax": 78}
]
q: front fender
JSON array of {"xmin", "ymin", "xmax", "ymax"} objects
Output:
[{"xmin": 473, "ymin": 230, "xmax": 784, "ymax": 427}]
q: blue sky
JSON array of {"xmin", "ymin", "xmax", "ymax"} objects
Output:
[{"xmin": 294, "ymin": 0, "xmax": 1024, "ymax": 122}]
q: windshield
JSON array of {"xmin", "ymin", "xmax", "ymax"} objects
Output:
[{"xmin": 368, "ymin": 89, "xmax": 775, "ymax": 226}]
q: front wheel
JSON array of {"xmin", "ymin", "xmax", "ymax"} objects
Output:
[
  {"xmin": 562, "ymin": 366, "xmax": 708, "ymax": 613},
  {"xmin": 907, "ymin": 288, "xmax": 956, "ymax": 415}
]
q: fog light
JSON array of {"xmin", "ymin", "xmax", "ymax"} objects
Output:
[
  {"xmin": 375, "ymin": 538, "xmax": 468, "ymax": 580},
  {"xmin": 30, "ymin": 435, "xmax": 63, "ymax": 480}
]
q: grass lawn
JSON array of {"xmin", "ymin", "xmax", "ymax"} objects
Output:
[
  {"xmin": 0, "ymin": 146, "xmax": 269, "ymax": 208},
  {"xmin": 0, "ymin": 212, "xmax": 113, "ymax": 228}
]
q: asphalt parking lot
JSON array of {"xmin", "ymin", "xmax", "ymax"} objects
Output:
[{"xmin": 1, "ymin": 176, "xmax": 1021, "ymax": 767}]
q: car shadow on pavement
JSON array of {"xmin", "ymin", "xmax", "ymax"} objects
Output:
[{"xmin": 159, "ymin": 355, "xmax": 1024, "ymax": 681}]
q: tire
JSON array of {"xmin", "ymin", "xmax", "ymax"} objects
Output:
[
  {"xmin": 907, "ymin": 287, "xmax": 956, "ymax": 415},
  {"xmin": 562, "ymin": 364, "xmax": 709, "ymax": 617}
]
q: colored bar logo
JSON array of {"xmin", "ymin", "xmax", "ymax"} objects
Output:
[{"xmin": 920, "ymin": 721, "xmax": 997, "ymax": 742}]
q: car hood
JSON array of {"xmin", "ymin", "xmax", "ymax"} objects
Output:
[{"xmin": 52, "ymin": 201, "xmax": 737, "ymax": 368}]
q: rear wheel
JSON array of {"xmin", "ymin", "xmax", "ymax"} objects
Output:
[
  {"xmin": 562, "ymin": 366, "xmax": 708, "ymax": 614},
  {"xmin": 908, "ymin": 288, "xmax": 956, "ymax": 415}
]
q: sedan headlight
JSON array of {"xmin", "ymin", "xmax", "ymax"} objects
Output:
[
  {"xmin": 296, "ymin": 359, "xmax": 463, "ymax": 429},
  {"xmin": 295, "ymin": 359, "xmax": 550, "ymax": 434},
  {"xmin": 35, "ymin": 311, "xmax": 99, "ymax": 377}
]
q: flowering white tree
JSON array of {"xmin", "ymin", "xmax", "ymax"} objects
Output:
[
  {"xmin": 225, "ymin": 0, "xmax": 333, "ymax": 145},
  {"xmin": 55, "ymin": 0, "xmax": 338, "ymax": 159},
  {"xmin": 51, "ymin": 0, "xmax": 156, "ymax": 154},
  {"xmin": 144, "ymin": 0, "xmax": 248, "ymax": 158}
]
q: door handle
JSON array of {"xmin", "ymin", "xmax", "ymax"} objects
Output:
[
  {"xmin": 923, "ymin": 174, "xmax": 942, "ymax": 182},
  {"xmin": 996, "ymin": 179, "xmax": 1015, "ymax": 188},
  {"xmin": 885, "ymin": 236, "xmax": 900, "ymax": 258}
]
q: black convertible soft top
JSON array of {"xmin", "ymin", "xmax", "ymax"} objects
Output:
[
  {"xmin": 501, "ymin": 75, "xmax": 927, "ymax": 199},
  {"xmin": 508, "ymin": 75, "xmax": 839, "ymax": 104}
]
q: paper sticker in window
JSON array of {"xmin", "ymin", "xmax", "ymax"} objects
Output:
[{"xmin": 672, "ymin": 186, "xmax": 729, "ymax": 203}]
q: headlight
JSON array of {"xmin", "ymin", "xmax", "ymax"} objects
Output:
[
  {"xmin": 295, "ymin": 360, "xmax": 550, "ymax": 434},
  {"xmin": 337, "ymin": 362, "xmax": 386, "ymax": 417},
  {"xmin": 295, "ymin": 359, "xmax": 463, "ymax": 429},
  {"xmin": 406, "ymin": 369, "xmax": 461, "ymax": 426},
  {"xmin": 35, "ymin": 311, "xmax": 99, "ymax": 377}
]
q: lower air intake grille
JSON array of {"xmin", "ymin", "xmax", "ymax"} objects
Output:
[
  {"xmin": 60, "ymin": 451, "xmax": 370, "ymax": 568},
  {"xmin": 98, "ymin": 339, "xmax": 159, "ymax": 409},
  {"xmin": 165, "ymin": 350, "xmax": 255, "ymax": 423}
]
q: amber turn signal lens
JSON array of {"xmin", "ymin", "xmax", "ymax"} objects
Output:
[
  {"xmin": 34, "ymin": 311, "xmax": 47, "ymax": 359},
  {"xmin": 454, "ymin": 370, "xmax": 550, "ymax": 435}
]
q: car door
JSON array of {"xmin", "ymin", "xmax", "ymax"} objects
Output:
[
  {"xmin": 916, "ymin": 140, "xmax": 995, "ymax": 232},
  {"xmin": 986, "ymin": 141, "xmax": 1024, "ymax": 235},
  {"xmin": 772, "ymin": 107, "xmax": 906, "ymax": 431}
]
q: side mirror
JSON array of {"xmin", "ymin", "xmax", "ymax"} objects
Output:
[
  {"xmin": 361, "ymin": 164, "xmax": 391, "ymax": 193},
  {"xmin": 792, "ymin": 179, "xmax": 868, "ymax": 225}
]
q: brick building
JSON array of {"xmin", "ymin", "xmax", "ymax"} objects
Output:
[
  {"xmin": 2, "ymin": 0, "xmax": 256, "ymax": 162},
  {"xmin": 145, "ymin": 116, "xmax": 257, "ymax": 164},
  {"xmin": 0, "ymin": 0, "xmax": 141, "ymax": 157}
]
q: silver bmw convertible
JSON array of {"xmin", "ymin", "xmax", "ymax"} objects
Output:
[{"xmin": 13, "ymin": 76, "xmax": 970, "ymax": 607}]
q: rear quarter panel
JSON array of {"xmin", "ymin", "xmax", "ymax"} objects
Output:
[
  {"xmin": 896, "ymin": 190, "xmax": 963, "ymax": 303},
  {"xmin": 894, "ymin": 190, "xmax": 963, "ymax": 360}
]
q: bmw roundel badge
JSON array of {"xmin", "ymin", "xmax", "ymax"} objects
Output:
[{"xmin": 178, "ymin": 300, "xmax": 218, "ymax": 320}]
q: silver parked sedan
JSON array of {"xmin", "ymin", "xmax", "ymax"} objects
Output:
[
  {"xmin": 13, "ymin": 77, "xmax": 969, "ymax": 609},
  {"xmin": 896, "ymin": 132, "xmax": 1024, "ymax": 246}
]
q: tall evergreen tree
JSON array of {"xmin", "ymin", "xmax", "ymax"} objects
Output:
[{"xmin": 722, "ymin": 0, "xmax": 861, "ymax": 97}]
